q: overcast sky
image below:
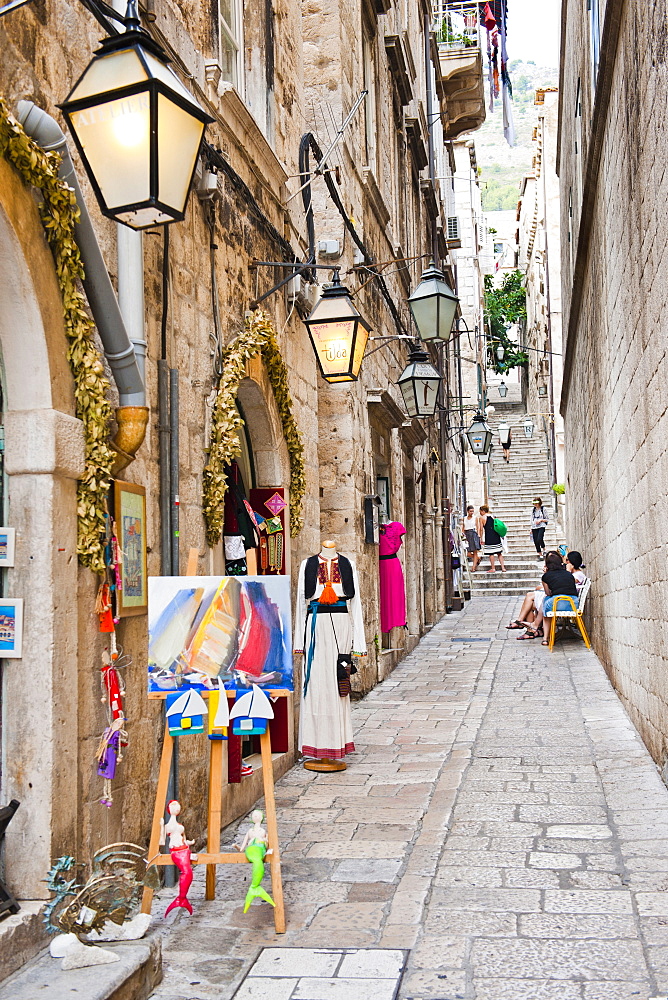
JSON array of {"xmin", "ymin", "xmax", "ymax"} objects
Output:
[{"xmin": 507, "ymin": 0, "xmax": 561, "ymax": 69}]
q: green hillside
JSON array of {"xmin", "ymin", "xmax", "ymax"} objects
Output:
[{"xmin": 477, "ymin": 60, "xmax": 558, "ymax": 211}]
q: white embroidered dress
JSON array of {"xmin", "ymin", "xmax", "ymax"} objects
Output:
[{"xmin": 294, "ymin": 555, "xmax": 367, "ymax": 760}]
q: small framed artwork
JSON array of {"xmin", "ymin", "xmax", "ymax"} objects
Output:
[
  {"xmin": 114, "ymin": 480, "xmax": 148, "ymax": 617},
  {"xmin": 0, "ymin": 598, "xmax": 23, "ymax": 658},
  {"xmin": 376, "ymin": 476, "xmax": 390, "ymax": 522},
  {"xmin": 0, "ymin": 528, "xmax": 15, "ymax": 567}
]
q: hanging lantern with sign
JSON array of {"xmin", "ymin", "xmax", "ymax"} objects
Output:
[
  {"xmin": 524, "ymin": 416, "xmax": 535, "ymax": 439},
  {"xmin": 59, "ymin": 1, "xmax": 213, "ymax": 229},
  {"xmin": 466, "ymin": 413, "xmax": 492, "ymax": 457},
  {"xmin": 396, "ymin": 346, "xmax": 442, "ymax": 417},
  {"xmin": 304, "ymin": 272, "xmax": 371, "ymax": 383}
]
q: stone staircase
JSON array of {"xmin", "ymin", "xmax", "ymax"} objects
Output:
[{"xmin": 470, "ymin": 402, "xmax": 564, "ymax": 600}]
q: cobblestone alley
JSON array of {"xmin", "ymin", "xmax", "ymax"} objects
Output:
[{"xmin": 150, "ymin": 599, "xmax": 668, "ymax": 1000}]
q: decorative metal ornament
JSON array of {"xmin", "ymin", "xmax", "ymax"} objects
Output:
[{"xmin": 44, "ymin": 843, "xmax": 160, "ymax": 939}]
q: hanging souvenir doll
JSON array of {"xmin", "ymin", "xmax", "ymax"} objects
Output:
[
  {"xmin": 96, "ymin": 639, "xmax": 128, "ymax": 806},
  {"xmin": 293, "ymin": 540, "xmax": 366, "ymax": 771}
]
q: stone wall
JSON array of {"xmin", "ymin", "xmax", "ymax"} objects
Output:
[
  {"xmin": 518, "ymin": 92, "xmax": 564, "ymax": 496},
  {"xmin": 0, "ymin": 0, "xmax": 473, "ymax": 906},
  {"xmin": 558, "ymin": 2, "xmax": 668, "ymax": 769}
]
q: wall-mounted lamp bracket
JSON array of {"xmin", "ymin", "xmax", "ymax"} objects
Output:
[{"xmin": 249, "ymin": 260, "xmax": 340, "ymax": 309}]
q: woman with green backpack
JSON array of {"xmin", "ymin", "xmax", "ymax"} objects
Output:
[{"xmin": 479, "ymin": 505, "xmax": 507, "ymax": 573}]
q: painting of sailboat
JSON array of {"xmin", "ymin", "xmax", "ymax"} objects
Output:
[{"xmin": 148, "ymin": 576, "xmax": 292, "ymax": 693}]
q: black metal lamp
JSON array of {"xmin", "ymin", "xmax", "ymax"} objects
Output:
[
  {"xmin": 396, "ymin": 346, "xmax": 442, "ymax": 417},
  {"xmin": 524, "ymin": 416, "xmax": 535, "ymax": 439},
  {"xmin": 59, "ymin": 1, "xmax": 213, "ymax": 229},
  {"xmin": 407, "ymin": 260, "xmax": 459, "ymax": 343},
  {"xmin": 304, "ymin": 272, "xmax": 371, "ymax": 383},
  {"xmin": 498, "ymin": 380, "xmax": 508, "ymax": 398},
  {"xmin": 496, "ymin": 344, "xmax": 505, "ymax": 362},
  {"xmin": 466, "ymin": 413, "xmax": 492, "ymax": 456}
]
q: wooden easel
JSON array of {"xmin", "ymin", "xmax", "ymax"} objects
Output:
[{"xmin": 141, "ymin": 549, "xmax": 286, "ymax": 933}]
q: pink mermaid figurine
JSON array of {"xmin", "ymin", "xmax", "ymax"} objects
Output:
[{"xmin": 160, "ymin": 800, "xmax": 195, "ymax": 917}]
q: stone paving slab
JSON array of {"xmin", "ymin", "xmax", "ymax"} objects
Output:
[
  {"xmin": 148, "ymin": 598, "xmax": 668, "ymax": 1000},
  {"xmin": 233, "ymin": 949, "xmax": 406, "ymax": 1000}
]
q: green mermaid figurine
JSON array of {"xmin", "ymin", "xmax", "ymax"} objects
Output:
[{"xmin": 237, "ymin": 809, "xmax": 275, "ymax": 912}]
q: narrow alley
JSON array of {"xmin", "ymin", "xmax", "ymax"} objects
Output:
[{"xmin": 146, "ymin": 601, "xmax": 668, "ymax": 1000}]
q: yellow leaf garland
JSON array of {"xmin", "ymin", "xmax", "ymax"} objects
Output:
[
  {"xmin": 202, "ymin": 310, "xmax": 305, "ymax": 546},
  {"xmin": 0, "ymin": 97, "xmax": 114, "ymax": 573}
]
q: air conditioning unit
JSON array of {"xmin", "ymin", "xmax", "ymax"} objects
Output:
[
  {"xmin": 446, "ymin": 216, "xmax": 461, "ymax": 247},
  {"xmin": 287, "ymin": 274, "xmax": 317, "ymax": 311}
]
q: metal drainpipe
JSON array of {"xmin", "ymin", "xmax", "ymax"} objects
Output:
[
  {"xmin": 170, "ymin": 369, "xmax": 180, "ymax": 574},
  {"xmin": 456, "ymin": 332, "xmax": 466, "ymax": 509},
  {"xmin": 424, "ymin": 13, "xmax": 438, "ymax": 262},
  {"xmin": 16, "ymin": 102, "xmax": 148, "ymax": 471},
  {"xmin": 117, "ymin": 226, "xmax": 146, "ymax": 386},
  {"xmin": 425, "ymin": 16, "xmax": 453, "ymax": 616},
  {"xmin": 112, "ymin": 0, "xmax": 146, "ymax": 391}
]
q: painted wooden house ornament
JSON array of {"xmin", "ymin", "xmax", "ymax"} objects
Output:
[
  {"xmin": 166, "ymin": 689, "xmax": 208, "ymax": 736},
  {"xmin": 229, "ymin": 684, "xmax": 274, "ymax": 736}
]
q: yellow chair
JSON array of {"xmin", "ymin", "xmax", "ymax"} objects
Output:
[{"xmin": 544, "ymin": 579, "xmax": 592, "ymax": 651}]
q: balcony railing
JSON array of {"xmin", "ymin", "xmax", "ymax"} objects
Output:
[{"xmin": 432, "ymin": 1, "xmax": 481, "ymax": 51}]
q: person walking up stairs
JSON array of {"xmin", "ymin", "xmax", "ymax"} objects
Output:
[{"xmin": 470, "ymin": 402, "xmax": 564, "ymax": 600}]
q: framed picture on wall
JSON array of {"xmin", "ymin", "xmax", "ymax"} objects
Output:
[
  {"xmin": 0, "ymin": 598, "xmax": 23, "ymax": 658},
  {"xmin": 0, "ymin": 528, "xmax": 16, "ymax": 567},
  {"xmin": 114, "ymin": 480, "xmax": 148, "ymax": 617},
  {"xmin": 376, "ymin": 476, "xmax": 390, "ymax": 522}
]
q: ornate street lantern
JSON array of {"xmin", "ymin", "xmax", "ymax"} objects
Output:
[
  {"xmin": 466, "ymin": 413, "xmax": 492, "ymax": 456},
  {"xmin": 524, "ymin": 416, "xmax": 535, "ymax": 439},
  {"xmin": 407, "ymin": 260, "xmax": 459, "ymax": 343},
  {"xmin": 496, "ymin": 344, "xmax": 505, "ymax": 362},
  {"xmin": 60, "ymin": 1, "xmax": 213, "ymax": 229},
  {"xmin": 396, "ymin": 346, "xmax": 442, "ymax": 417},
  {"xmin": 304, "ymin": 272, "xmax": 371, "ymax": 383},
  {"xmin": 498, "ymin": 381, "xmax": 508, "ymax": 398}
]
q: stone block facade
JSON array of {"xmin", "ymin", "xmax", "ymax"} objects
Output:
[
  {"xmin": 558, "ymin": 1, "xmax": 668, "ymax": 769},
  {"xmin": 518, "ymin": 90, "xmax": 564, "ymax": 494},
  {"xmin": 0, "ymin": 0, "xmax": 486, "ymax": 916}
]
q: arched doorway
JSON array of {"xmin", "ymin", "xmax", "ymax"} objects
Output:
[
  {"xmin": 212, "ymin": 363, "xmax": 291, "ymax": 578},
  {"xmin": 0, "ymin": 156, "xmax": 84, "ymax": 898}
]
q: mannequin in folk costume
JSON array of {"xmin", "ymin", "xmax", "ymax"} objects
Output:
[{"xmin": 294, "ymin": 540, "xmax": 367, "ymax": 772}]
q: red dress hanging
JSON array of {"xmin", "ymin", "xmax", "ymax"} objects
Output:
[{"xmin": 379, "ymin": 522, "xmax": 407, "ymax": 633}]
